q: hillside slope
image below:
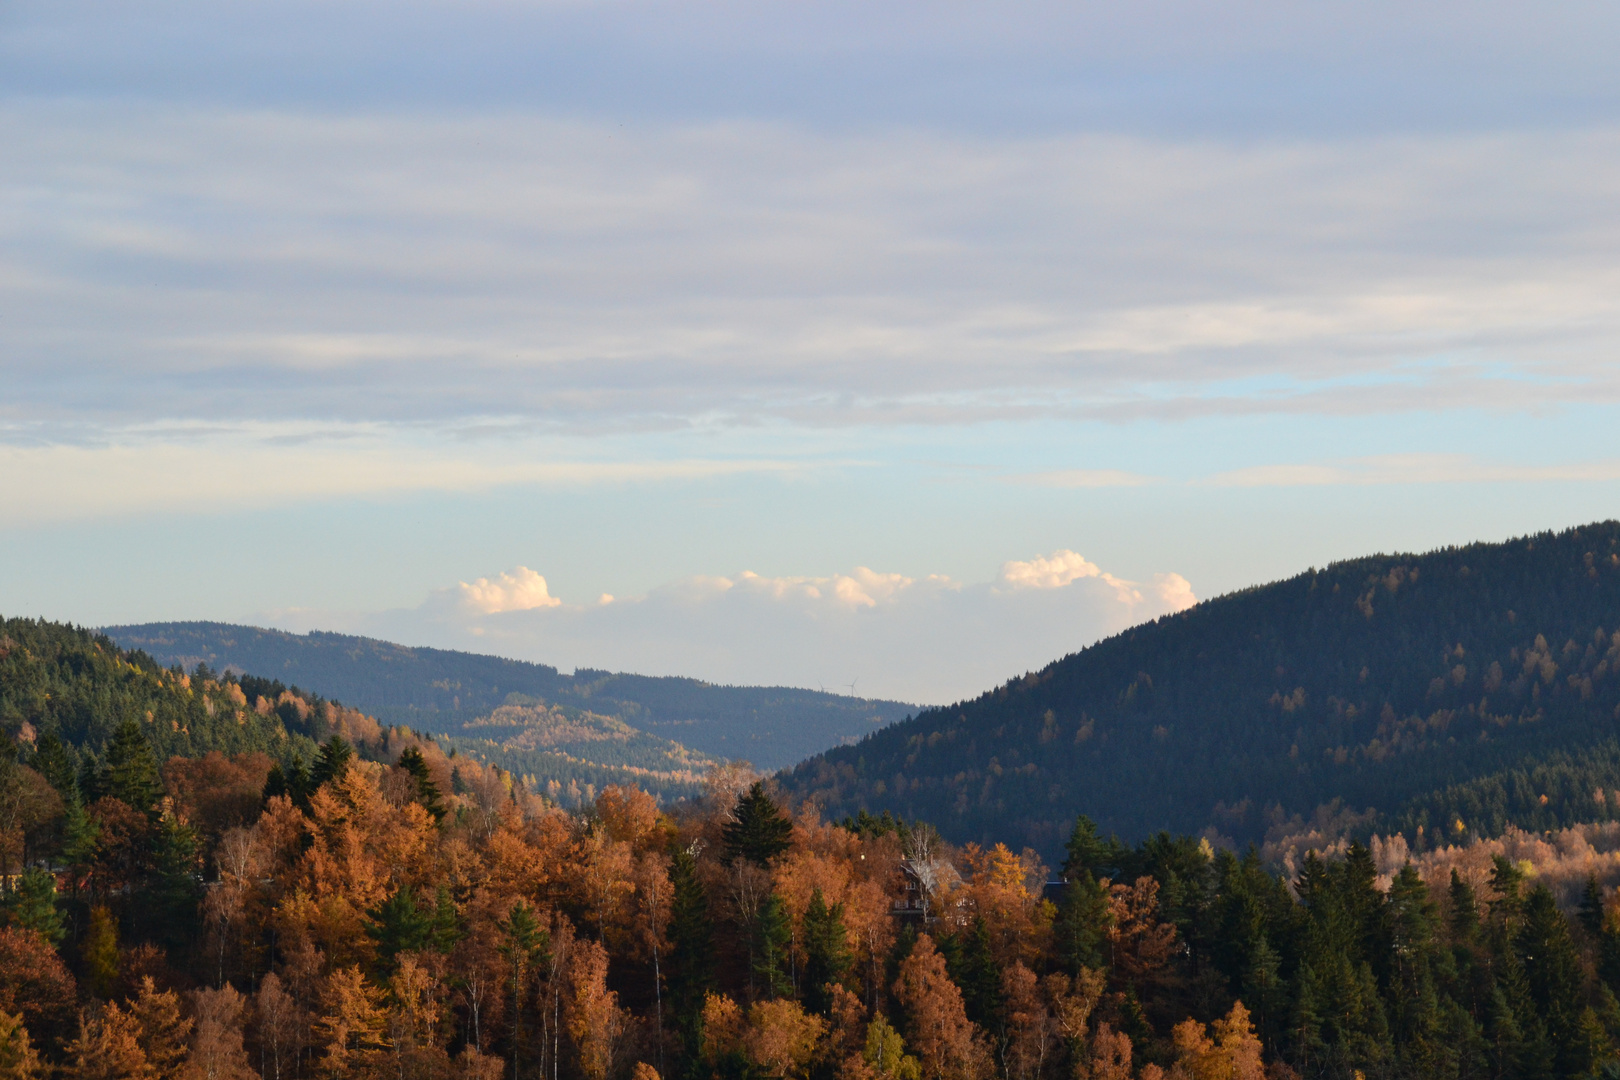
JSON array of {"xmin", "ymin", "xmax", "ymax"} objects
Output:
[
  {"xmin": 104, "ymin": 622, "xmax": 914, "ymax": 771},
  {"xmin": 783, "ymin": 521, "xmax": 1620, "ymax": 854}
]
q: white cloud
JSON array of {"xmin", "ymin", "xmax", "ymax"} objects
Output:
[
  {"xmin": 8, "ymin": 103, "xmax": 1620, "ymax": 440},
  {"xmin": 1207, "ymin": 454, "xmax": 1620, "ymax": 487},
  {"xmin": 0, "ymin": 423, "xmax": 802, "ymax": 524},
  {"xmin": 271, "ymin": 550, "xmax": 1196, "ymax": 705},
  {"xmin": 448, "ymin": 568, "xmax": 561, "ymax": 614},
  {"xmin": 998, "ymin": 549, "xmax": 1103, "ymax": 590}
]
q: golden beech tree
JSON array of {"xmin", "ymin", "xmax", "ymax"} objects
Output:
[
  {"xmin": 577, "ymin": 826, "xmax": 638, "ymax": 946},
  {"xmin": 892, "ymin": 935, "xmax": 990, "ymax": 1080},
  {"xmin": 999, "ymin": 963, "xmax": 1056, "ymax": 1080},
  {"xmin": 1107, "ymin": 877, "xmax": 1177, "ymax": 983},
  {"xmin": 1088, "ymin": 1024, "xmax": 1134, "ymax": 1080},
  {"xmin": 566, "ymin": 938, "xmax": 625, "ymax": 1080},
  {"xmin": 745, "ymin": 999, "xmax": 826, "ymax": 1080}
]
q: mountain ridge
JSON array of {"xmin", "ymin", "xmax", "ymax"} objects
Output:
[{"xmin": 783, "ymin": 521, "xmax": 1620, "ymax": 855}]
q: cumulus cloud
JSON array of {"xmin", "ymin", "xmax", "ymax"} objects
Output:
[
  {"xmin": 274, "ymin": 551, "xmax": 1196, "ymax": 705},
  {"xmin": 443, "ymin": 568, "xmax": 561, "ymax": 615}
]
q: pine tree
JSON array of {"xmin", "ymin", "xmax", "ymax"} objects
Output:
[
  {"xmin": 752, "ymin": 893, "xmax": 793, "ymax": 1000},
  {"xmin": 666, "ymin": 847, "xmax": 713, "ymax": 1065},
  {"xmin": 146, "ymin": 808, "xmax": 201, "ymax": 950},
  {"xmin": 1054, "ymin": 870, "xmax": 1112, "ymax": 975},
  {"xmin": 367, "ymin": 886, "xmax": 433, "ymax": 969},
  {"xmin": 429, "ymin": 885, "xmax": 462, "ymax": 953},
  {"xmin": 802, "ymin": 888, "xmax": 852, "ymax": 1015},
  {"xmin": 29, "ymin": 730, "xmax": 76, "ymax": 798},
  {"xmin": 1581, "ymin": 874, "xmax": 1606, "ymax": 937},
  {"xmin": 397, "ymin": 748, "xmax": 445, "ymax": 820},
  {"xmin": 498, "ymin": 900, "xmax": 550, "ymax": 1076},
  {"xmin": 1448, "ymin": 869, "xmax": 1479, "ymax": 944},
  {"xmin": 1517, "ymin": 884, "xmax": 1587, "ymax": 1075},
  {"xmin": 943, "ymin": 918, "xmax": 1000, "ymax": 1033},
  {"xmin": 100, "ymin": 720, "xmax": 161, "ymax": 815},
  {"xmin": 312, "ymin": 736, "xmax": 354, "ymax": 789},
  {"xmin": 722, "ymin": 783, "xmax": 793, "ymax": 867},
  {"xmin": 1061, "ymin": 815, "xmax": 1124, "ymax": 879},
  {"xmin": 2, "ymin": 868, "xmax": 64, "ymax": 944}
]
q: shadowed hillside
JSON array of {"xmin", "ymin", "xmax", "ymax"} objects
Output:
[{"xmin": 784, "ymin": 521, "xmax": 1620, "ymax": 854}]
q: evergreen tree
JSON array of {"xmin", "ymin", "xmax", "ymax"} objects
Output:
[
  {"xmin": 1448, "ymin": 868, "xmax": 1479, "ymax": 944},
  {"xmin": 1061, "ymin": 815, "xmax": 1125, "ymax": 879},
  {"xmin": 752, "ymin": 892, "xmax": 792, "ymax": 999},
  {"xmin": 3, "ymin": 867, "xmax": 64, "ymax": 943},
  {"xmin": 722, "ymin": 783, "xmax": 793, "ymax": 866},
  {"xmin": 428, "ymin": 885, "xmax": 462, "ymax": 953},
  {"xmin": 366, "ymin": 885, "xmax": 433, "ymax": 968},
  {"xmin": 1582, "ymin": 874, "xmax": 1606, "ymax": 937},
  {"xmin": 665, "ymin": 847, "xmax": 714, "ymax": 1064},
  {"xmin": 396, "ymin": 747, "xmax": 445, "ymax": 820},
  {"xmin": 1517, "ymin": 885, "xmax": 1588, "ymax": 1075},
  {"xmin": 498, "ymin": 900, "xmax": 550, "ymax": 1077},
  {"xmin": 801, "ymin": 888, "xmax": 852, "ymax": 1015},
  {"xmin": 101, "ymin": 719, "xmax": 162, "ymax": 814},
  {"xmin": 30, "ymin": 730, "xmax": 77, "ymax": 798},
  {"xmin": 312, "ymin": 736, "xmax": 353, "ymax": 788},
  {"xmin": 942, "ymin": 918, "xmax": 1000, "ymax": 1033},
  {"xmin": 1054, "ymin": 870, "xmax": 1112, "ymax": 975},
  {"xmin": 146, "ymin": 808, "xmax": 202, "ymax": 949}
]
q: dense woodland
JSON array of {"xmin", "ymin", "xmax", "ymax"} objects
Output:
[
  {"xmin": 787, "ymin": 522, "xmax": 1620, "ymax": 854},
  {"xmin": 8, "ymin": 618, "xmax": 1620, "ymax": 1078},
  {"xmin": 106, "ymin": 623, "xmax": 913, "ymax": 772}
]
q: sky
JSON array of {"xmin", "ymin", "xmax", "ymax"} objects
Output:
[{"xmin": 5, "ymin": 1, "xmax": 1620, "ymax": 704}]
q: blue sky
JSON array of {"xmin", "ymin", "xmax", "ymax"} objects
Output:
[{"xmin": 4, "ymin": 2, "xmax": 1620, "ymax": 703}]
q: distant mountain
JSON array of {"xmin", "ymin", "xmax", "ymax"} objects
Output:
[
  {"xmin": 783, "ymin": 521, "xmax": 1620, "ymax": 855},
  {"xmin": 103, "ymin": 622, "xmax": 915, "ymax": 772}
]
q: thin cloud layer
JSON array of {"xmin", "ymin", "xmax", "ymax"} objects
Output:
[
  {"xmin": 7, "ymin": 105, "xmax": 1620, "ymax": 447},
  {"xmin": 268, "ymin": 551, "xmax": 1196, "ymax": 705}
]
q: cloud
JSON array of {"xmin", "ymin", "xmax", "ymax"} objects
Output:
[
  {"xmin": 0, "ymin": 422, "xmax": 803, "ymax": 524},
  {"xmin": 443, "ymin": 567, "xmax": 561, "ymax": 615},
  {"xmin": 8, "ymin": 102, "xmax": 1620, "ymax": 446},
  {"xmin": 1207, "ymin": 454, "xmax": 1620, "ymax": 487},
  {"xmin": 270, "ymin": 550, "xmax": 1196, "ymax": 705},
  {"xmin": 1011, "ymin": 470, "xmax": 1160, "ymax": 489}
]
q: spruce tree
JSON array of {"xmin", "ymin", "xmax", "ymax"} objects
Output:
[
  {"xmin": 752, "ymin": 892, "xmax": 793, "ymax": 999},
  {"xmin": 30, "ymin": 730, "xmax": 77, "ymax": 798},
  {"xmin": 1581, "ymin": 874, "xmax": 1606, "ymax": 937},
  {"xmin": 101, "ymin": 719, "xmax": 162, "ymax": 814},
  {"xmin": 498, "ymin": 900, "xmax": 550, "ymax": 1078},
  {"xmin": 722, "ymin": 782, "xmax": 793, "ymax": 866},
  {"xmin": 802, "ymin": 888, "xmax": 852, "ymax": 1015},
  {"xmin": 942, "ymin": 918, "xmax": 1001, "ymax": 1032},
  {"xmin": 1517, "ymin": 885, "xmax": 1586, "ymax": 1074},
  {"xmin": 312, "ymin": 736, "xmax": 353, "ymax": 788},
  {"xmin": 666, "ymin": 847, "xmax": 714, "ymax": 1063},
  {"xmin": 3, "ymin": 867, "xmax": 64, "ymax": 943},
  {"xmin": 146, "ymin": 808, "xmax": 202, "ymax": 949},
  {"xmin": 1054, "ymin": 870, "xmax": 1112, "ymax": 974},
  {"xmin": 367, "ymin": 885, "xmax": 433, "ymax": 969},
  {"xmin": 397, "ymin": 747, "xmax": 445, "ymax": 820}
]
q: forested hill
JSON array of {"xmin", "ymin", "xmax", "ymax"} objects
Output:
[
  {"xmin": 784, "ymin": 521, "xmax": 1620, "ymax": 854},
  {"xmin": 0, "ymin": 616, "xmax": 369, "ymax": 770},
  {"xmin": 104, "ymin": 622, "xmax": 914, "ymax": 771}
]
